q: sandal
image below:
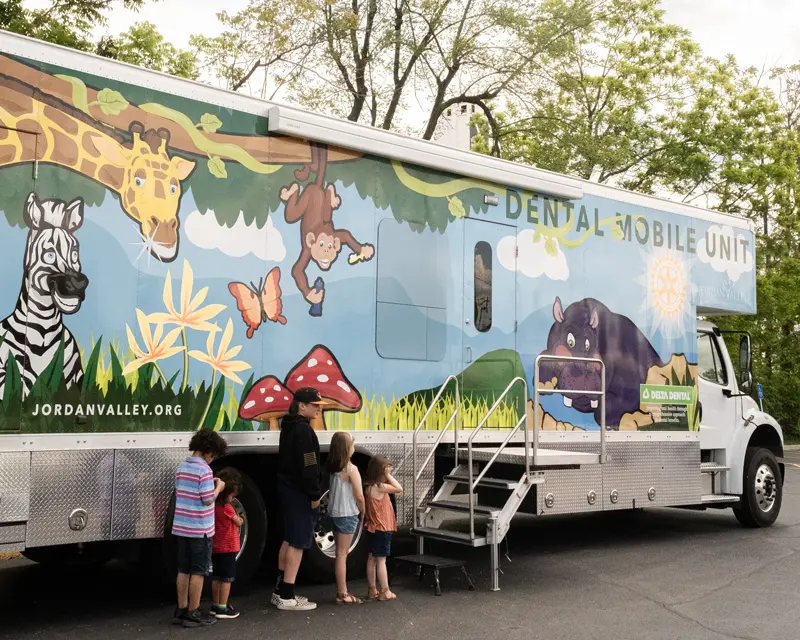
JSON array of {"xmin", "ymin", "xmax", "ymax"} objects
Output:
[
  {"xmin": 365, "ymin": 587, "xmax": 379, "ymax": 601},
  {"xmin": 377, "ymin": 587, "xmax": 397, "ymax": 601},
  {"xmin": 336, "ymin": 593, "xmax": 363, "ymax": 605}
]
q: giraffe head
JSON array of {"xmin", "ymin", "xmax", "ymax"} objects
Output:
[
  {"xmin": 23, "ymin": 193, "xmax": 89, "ymax": 315},
  {"xmin": 93, "ymin": 123, "xmax": 196, "ymax": 262}
]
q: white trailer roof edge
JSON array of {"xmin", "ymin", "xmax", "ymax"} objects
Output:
[{"xmin": 0, "ymin": 28, "xmax": 754, "ymax": 233}]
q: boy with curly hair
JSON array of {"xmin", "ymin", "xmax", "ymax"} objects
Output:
[{"xmin": 172, "ymin": 429, "xmax": 228, "ymax": 628}]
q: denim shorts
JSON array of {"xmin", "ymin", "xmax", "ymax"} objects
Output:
[
  {"xmin": 368, "ymin": 530, "xmax": 392, "ymax": 558},
  {"xmin": 330, "ymin": 515, "xmax": 359, "ymax": 535},
  {"xmin": 176, "ymin": 535, "xmax": 211, "ymax": 576}
]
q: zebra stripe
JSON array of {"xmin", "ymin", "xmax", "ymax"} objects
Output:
[{"xmin": 0, "ymin": 194, "xmax": 87, "ymax": 400}]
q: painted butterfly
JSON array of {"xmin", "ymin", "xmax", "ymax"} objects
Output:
[{"xmin": 228, "ymin": 266, "xmax": 287, "ymax": 339}]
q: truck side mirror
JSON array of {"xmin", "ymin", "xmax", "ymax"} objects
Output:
[{"xmin": 739, "ymin": 335, "xmax": 752, "ymax": 392}]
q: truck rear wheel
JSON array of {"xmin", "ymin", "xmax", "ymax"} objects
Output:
[
  {"xmin": 301, "ymin": 469, "xmax": 369, "ymax": 583},
  {"xmin": 733, "ymin": 447, "xmax": 782, "ymax": 528},
  {"xmin": 162, "ymin": 468, "xmax": 267, "ymax": 585},
  {"xmin": 230, "ymin": 469, "xmax": 268, "ymax": 584}
]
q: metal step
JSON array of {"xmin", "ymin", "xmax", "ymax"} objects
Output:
[
  {"xmin": 426, "ymin": 500, "xmax": 501, "ymax": 516},
  {"xmin": 411, "ymin": 527, "xmax": 487, "ymax": 547},
  {"xmin": 443, "ymin": 473, "xmax": 518, "ymax": 491},
  {"xmin": 701, "ymin": 462, "xmax": 730, "ymax": 473},
  {"xmin": 700, "ymin": 494, "xmax": 739, "ymax": 505}
]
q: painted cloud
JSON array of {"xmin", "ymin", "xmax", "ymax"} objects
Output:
[
  {"xmin": 497, "ymin": 228, "xmax": 569, "ymax": 281},
  {"xmin": 697, "ymin": 224, "xmax": 753, "ymax": 282},
  {"xmin": 184, "ymin": 210, "xmax": 286, "ymax": 262}
]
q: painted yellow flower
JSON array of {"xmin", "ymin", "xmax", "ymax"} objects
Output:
[
  {"xmin": 122, "ymin": 309, "xmax": 184, "ymax": 377},
  {"xmin": 149, "ymin": 259, "xmax": 225, "ymax": 331},
  {"xmin": 188, "ymin": 318, "xmax": 251, "ymax": 385}
]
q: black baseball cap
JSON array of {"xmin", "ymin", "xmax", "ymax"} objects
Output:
[{"xmin": 293, "ymin": 387, "xmax": 331, "ymax": 405}]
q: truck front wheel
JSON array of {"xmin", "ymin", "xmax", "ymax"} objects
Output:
[{"xmin": 733, "ymin": 447, "xmax": 783, "ymax": 528}]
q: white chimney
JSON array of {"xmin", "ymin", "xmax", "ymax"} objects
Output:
[{"xmin": 435, "ymin": 103, "xmax": 477, "ymax": 151}]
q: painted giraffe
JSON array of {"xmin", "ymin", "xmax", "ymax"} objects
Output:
[
  {"xmin": 0, "ymin": 84, "xmax": 196, "ymax": 262},
  {"xmin": 0, "ymin": 193, "xmax": 89, "ymax": 398}
]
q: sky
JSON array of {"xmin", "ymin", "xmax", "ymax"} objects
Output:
[{"xmin": 21, "ymin": 0, "xmax": 800, "ymax": 105}]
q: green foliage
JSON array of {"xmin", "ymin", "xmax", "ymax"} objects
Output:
[
  {"xmin": 0, "ymin": 166, "xmax": 107, "ymax": 230},
  {"xmin": 95, "ymin": 21, "xmax": 199, "ymax": 80}
]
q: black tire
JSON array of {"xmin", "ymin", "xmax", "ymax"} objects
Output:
[
  {"xmin": 161, "ymin": 469, "xmax": 268, "ymax": 586},
  {"xmin": 231, "ymin": 469, "xmax": 268, "ymax": 585},
  {"xmin": 300, "ymin": 468, "xmax": 370, "ymax": 584},
  {"xmin": 733, "ymin": 447, "xmax": 783, "ymax": 528}
]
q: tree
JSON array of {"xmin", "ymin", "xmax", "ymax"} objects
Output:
[
  {"xmin": 97, "ymin": 22, "xmax": 199, "ymax": 80},
  {"xmin": 191, "ymin": 0, "xmax": 598, "ymax": 137},
  {"xmin": 472, "ymin": 0, "xmax": 700, "ymax": 174},
  {"xmin": 0, "ymin": 0, "xmax": 196, "ymax": 81}
]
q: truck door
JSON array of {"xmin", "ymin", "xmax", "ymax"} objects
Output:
[
  {"xmin": 461, "ymin": 219, "xmax": 520, "ymax": 426},
  {"xmin": 697, "ymin": 330, "xmax": 737, "ymax": 450}
]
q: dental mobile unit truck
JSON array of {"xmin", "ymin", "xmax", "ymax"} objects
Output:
[{"xmin": 0, "ymin": 29, "xmax": 785, "ymax": 589}]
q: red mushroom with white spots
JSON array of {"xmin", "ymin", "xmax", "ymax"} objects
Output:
[
  {"xmin": 284, "ymin": 345, "xmax": 363, "ymax": 430},
  {"xmin": 238, "ymin": 375, "xmax": 294, "ymax": 431}
]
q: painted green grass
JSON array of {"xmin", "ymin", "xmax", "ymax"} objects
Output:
[{"xmin": 1, "ymin": 338, "xmax": 519, "ymax": 434}]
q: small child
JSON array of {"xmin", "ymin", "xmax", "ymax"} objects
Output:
[
  {"xmin": 363, "ymin": 455, "xmax": 403, "ymax": 601},
  {"xmin": 211, "ymin": 467, "xmax": 244, "ymax": 620},
  {"xmin": 326, "ymin": 432, "xmax": 365, "ymax": 604},
  {"xmin": 172, "ymin": 429, "xmax": 228, "ymax": 628}
]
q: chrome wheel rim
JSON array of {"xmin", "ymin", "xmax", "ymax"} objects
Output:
[
  {"xmin": 754, "ymin": 463, "xmax": 777, "ymax": 513},
  {"xmin": 313, "ymin": 490, "xmax": 363, "ymax": 558},
  {"xmin": 230, "ymin": 496, "xmax": 249, "ymax": 562}
]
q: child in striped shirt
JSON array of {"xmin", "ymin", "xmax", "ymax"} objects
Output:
[{"xmin": 172, "ymin": 429, "xmax": 228, "ymax": 628}]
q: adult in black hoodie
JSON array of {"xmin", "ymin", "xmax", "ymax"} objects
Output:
[{"xmin": 273, "ymin": 387, "xmax": 327, "ymax": 611}]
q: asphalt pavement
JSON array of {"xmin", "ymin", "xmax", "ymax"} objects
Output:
[{"xmin": 4, "ymin": 461, "xmax": 800, "ymax": 640}]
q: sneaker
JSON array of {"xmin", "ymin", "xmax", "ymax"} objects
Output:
[
  {"xmin": 172, "ymin": 607, "xmax": 188, "ymax": 625},
  {"xmin": 182, "ymin": 609, "xmax": 217, "ymax": 628},
  {"xmin": 214, "ymin": 604, "xmax": 241, "ymax": 620},
  {"xmin": 276, "ymin": 596, "xmax": 317, "ymax": 611},
  {"xmin": 272, "ymin": 592, "xmax": 308, "ymax": 607}
]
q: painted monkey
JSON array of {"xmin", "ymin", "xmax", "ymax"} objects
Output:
[{"xmin": 280, "ymin": 142, "xmax": 374, "ymax": 312}]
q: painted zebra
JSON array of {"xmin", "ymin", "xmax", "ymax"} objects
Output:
[{"xmin": 0, "ymin": 193, "xmax": 90, "ymax": 398}]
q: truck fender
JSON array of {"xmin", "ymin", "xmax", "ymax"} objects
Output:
[{"xmin": 727, "ymin": 406, "xmax": 784, "ymax": 495}]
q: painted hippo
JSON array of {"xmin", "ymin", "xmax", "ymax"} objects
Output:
[{"xmin": 538, "ymin": 297, "xmax": 663, "ymax": 428}]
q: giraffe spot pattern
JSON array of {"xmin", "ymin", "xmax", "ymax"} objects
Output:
[
  {"xmin": 98, "ymin": 165, "xmax": 124, "ymax": 190},
  {"xmin": 50, "ymin": 129, "xmax": 80, "ymax": 166},
  {"xmin": 0, "ymin": 93, "xmax": 32, "ymax": 118},
  {"xmin": 80, "ymin": 158, "xmax": 97, "ymax": 176},
  {"xmin": 82, "ymin": 131, "xmax": 102, "ymax": 158},
  {"xmin": 0, "ymin": 145, "xmax": 15, "ymax": 164},
  {"xmin": 43, "ymin": 106, "xmax": 79, "ymax": 136}
]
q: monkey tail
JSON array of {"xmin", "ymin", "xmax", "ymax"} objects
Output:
[
  {"xmin": 314, "ymin": 143, "xmax": 328, "ymax": 187},
  {"xmin": 294, "ymin": 142, "xmax": 327, "ymax": 182}
]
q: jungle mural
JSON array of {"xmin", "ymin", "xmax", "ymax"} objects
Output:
[{"xmin": 0, "ymin": 49, "xmax": 755, "ymax": 435}]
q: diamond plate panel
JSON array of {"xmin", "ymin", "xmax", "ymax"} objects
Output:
[
  {"xmin": 602, "ymin": 443, "xmax": 663, "ymax": 511},
  {"xmin": 0, "ymin": 452, "xmax": 30, "ymax": 523},
  {"xmin": 0, "ymin": 542, "xmax": 24, "ymax": 553},
  {"xmin": 536, "ymin": 442, "xmax": 602, "ymax": 515},
  {"xmin": 661, "ymin": 442, "xmax": 702, "ymax": 505},
  {"xmin": 112, "ymin": 448, "xmax": 187, "ymax": 540},
  {"xmin": 27, "ymin": 450, "xmax": 114, "ymax": 547},
  {"xmin": 358, "ymin": 444, "xmax": 416, "ymax": 527},
  {"xmin": 0, "ymin": 523, "xmax": 25, "ymax": 544}
]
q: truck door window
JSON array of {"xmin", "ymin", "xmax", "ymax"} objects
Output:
[
  {"xmin": 474, "ymin": 241, "xmax": 492, "ymax": 332},
  {"xmin": 697, "ymin": 333, "xmax": 728, "ymax": 386}
]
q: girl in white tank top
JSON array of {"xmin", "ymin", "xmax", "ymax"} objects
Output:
[{"xmin": 326, "ymin": 432, "xmax": 365, "ymax": 604}]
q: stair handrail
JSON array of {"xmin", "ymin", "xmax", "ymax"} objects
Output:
[
  {"xmin": 411, "ymin": 375, "xmax": 460, "ymax": 529},
  {"xmin": 466, "ymin": 376, "xmax": 529, "ymax": 539},
  {"xmin": 533, "ymin": 354, "xmax": 606, "ymax": 464}
]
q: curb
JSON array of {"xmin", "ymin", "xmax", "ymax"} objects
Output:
[{"xmin": 784, "ymin": 444, "xmax": 800, "ymax": 451}]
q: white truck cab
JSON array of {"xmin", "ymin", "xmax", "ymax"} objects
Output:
[{"xmin": 697, "ymin": 320, "xmax": 784, "ymax": 527}]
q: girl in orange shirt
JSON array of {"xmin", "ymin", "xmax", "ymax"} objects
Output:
[{"xmin": 363, "ymin": 455, "xmax": 403, "ymax": 601}]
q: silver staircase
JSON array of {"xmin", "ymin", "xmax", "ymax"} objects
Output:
[{"xmin": 407, "ymin": 355, "xmax": 608, "ymax": 591}]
